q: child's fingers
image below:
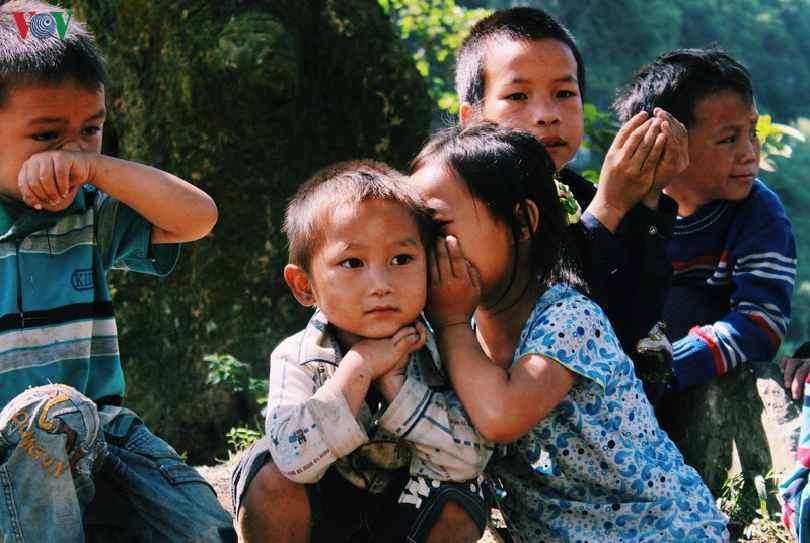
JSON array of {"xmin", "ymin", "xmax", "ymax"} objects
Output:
[
  {"xmin": 625, "ymin": 119, "xmax": 664, "ymax": 171},
  {"xmin": 392, "ymin": 322, "xmax": 427, "ymax": 355},
  {"xmin": 18, "ymin": 162, "xmax": 52, "ymax": 209},
  {"xmin": 52, "ymin": 153, "xmax": 72, "ymax": 200},
  {"xmin": 791, "ymin": 363, "xmax": 810, "ymax": 400},
  {"xmin": 33, "ymin": 157, "xmax": 64, "ymax": 204},
  {"xmin": 19, "ymin": 155, "xmax": 64, "ymax": 207},
  {"xmin": 616, "ymin": 117, "xmax": 656, "ymax": 159},
  {"xmin": 654, "ymin": 109, "xmax": 687, "ymax": 144},
  {"xmin": 645, "ymin": 132, "xmax": 668, "ymax": 169},
  {"xmin": 431, "ymin": 236, "xmax": 450, "ymax": 281},
  {"xmin": 613, "ymin": 111, "xmax": 651, "ymax": 147},
  {"xmin": 412, "ymin": 321, "xmax": 428, "ymax": 350},
  {"xmin": 444, "ymin": 235, "xmax": 469, "ymax": 279}
]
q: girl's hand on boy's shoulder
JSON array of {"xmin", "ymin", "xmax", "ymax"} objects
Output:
[
  {"xmin": 426, "ymin": 235, "xmax": 480, "ymax": 331},
  {"xmin": 17, "ymin": 150, "xmax": 95, "ymax": 210}
]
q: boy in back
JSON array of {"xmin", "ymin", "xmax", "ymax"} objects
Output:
[
  {"xmin": 613, "ymin": 47, "xmax": 796, "ymax": 393},
  {"xmin": 453, "ymin": 7, "xmax": 689, "ymax": 405},
  {"xmin": 613, "ymin": 47, "xmax": 797, "ymax": 489},
  {"xmin": 231, "ymin": 161, "xmax": 493, "ymax": 543},
  {"xmin": 0, "ymin": 1, "xmax": 235, "ymax": 541}
]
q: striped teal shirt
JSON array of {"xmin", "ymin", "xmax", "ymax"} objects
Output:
[{"xmin": 0, "ymin": 186, "xmax": 179, "ymax": 407}]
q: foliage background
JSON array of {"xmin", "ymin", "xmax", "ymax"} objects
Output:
[{"xmin": 65, "ymin": 0, "xmax": 431, "ymax": 463}]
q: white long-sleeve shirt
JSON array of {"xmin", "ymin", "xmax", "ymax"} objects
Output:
[{"xmin": 265, "ymin": 311, "xmax": 493, "ymax": 493}]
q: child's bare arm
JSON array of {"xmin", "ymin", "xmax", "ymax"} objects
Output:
[
  {"xmin": 586, "ymin": 111, "xmax": 666, "ymax": 232},
  {"xmin": 426, "ymin": 236, "xmax": 576, "ymax": 442},
  {"xmin": 17, "ymin": 150, "xmax": 217, "ymax": 243}
]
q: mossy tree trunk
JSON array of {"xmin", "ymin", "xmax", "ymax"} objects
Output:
[{"xmin": 67, "ymin": 0, "xmax": 431, "ymax": 463}]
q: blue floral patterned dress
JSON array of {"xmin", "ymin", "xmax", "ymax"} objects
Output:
[{"xmin": 488, "ymin": 284, "xmax": 729, "ymax": 543}]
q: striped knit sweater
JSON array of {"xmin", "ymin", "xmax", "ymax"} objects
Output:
[{"xmin": 668, "ymin": 179, "xmax": 796, "ymax": 389}]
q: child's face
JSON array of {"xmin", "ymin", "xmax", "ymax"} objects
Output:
[
  {"xmin": 667, "ymin": 90, "xmax": 760, "ymax": 216},
  {"xmin": 295, "ymin": 199, "xmax": 427, "ymax": 349},
  {"xmin": 0, "ymin": 78, "xmax": 105, "ymax": 210},
  {"xmin": 467, "ymin": 38, "xmax": 584, "ymax": 171},
  {"xmin": 410, "ymin": 164, "xmax": 521, "ymax": 307}
]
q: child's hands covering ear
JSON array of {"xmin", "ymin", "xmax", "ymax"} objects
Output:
[
  {"xmin": 648, "ymin": 108, "xmax": 689, "ymax": 200},
  {"xmin": 426, "ymin": 236, "xmax": 481, "ymax": 331},
  {"xmin": 588, "ymin": 111, "xmax": 665, "ymax": 231}
]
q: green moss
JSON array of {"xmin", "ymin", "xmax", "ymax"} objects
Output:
[{"xmin": 67, "ymin": 0, "xmax": 430, "ymax": 463}]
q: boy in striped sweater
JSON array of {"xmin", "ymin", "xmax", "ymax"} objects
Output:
[{"xmin": 614, "ymin": 46, "xmax": 796, "ymax": 393}]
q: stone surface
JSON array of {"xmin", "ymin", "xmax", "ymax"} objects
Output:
[{"xmin": 657, "ymin": 360, "xmax": 801, "ymax": 510}]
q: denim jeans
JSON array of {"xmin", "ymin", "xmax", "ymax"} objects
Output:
[{"xmin": 0, "ymin": 384, "xmax": 237, "ymax": 543}]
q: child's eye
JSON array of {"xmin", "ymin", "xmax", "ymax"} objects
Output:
[
  {"xmin": 749, "ymin": 128, "xmax": 759, "ymax": 139},
  {"xmin": 505, "ymin": 92, "xmax": 527, "ymax": 101},
  {"xmin": 557, "ymin": 90, "xmax": 578, "ymax": 99},
  {"xmin": 391, "ymin": 254, "xmax": 413, "ymax": 266},
  {"xmin": 340, "ymin": 258, "xmax": 364, "ymax": 269},
  {"xmin": 32, "ymin": 132, "xmax": 58, "ymax": 142},
  {"xmin": 718, "ymin": 136, "xmax": 736, "ymax": 144},
  {"xmin": 82, "ymin": 126, "xmax": 102, "ymax": 136}
]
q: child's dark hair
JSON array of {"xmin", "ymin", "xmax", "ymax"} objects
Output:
[
  {"xmin": 455, "ymin": 7, "xmax": 586, "ymax": 109},
  {"xmin": 284, "ymin": 159, "xmax": 433, "ymax": 271},
  {"xmin": 411, "ymin": 122, "xmax": 585, "ymax": 294},
  {"xmin": 613, "ymin": 46, "xmax": 754, "ymax": 127},
  {"xmin": 0, "ymin": 0, "xmax": 107, "ymax": 108}
]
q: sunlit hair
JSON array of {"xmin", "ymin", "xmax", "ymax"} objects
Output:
[
  {"xmin": 284, "ymin": 160, "xmax": 433, "ymax": 271},
  {"xmin": 613, "ymin": 46, "xmax": 754, "ymax": 128},
  {"xmin": 0, "ymin": 0, "xmax": 107, "ymax": 108},
  {"xmin": 455, "ymin": 7, "xmax": 585, "ymax": 110},
  {"xmin": 411, "ymin": 122, "xmax": 585, "ymax": 293}
]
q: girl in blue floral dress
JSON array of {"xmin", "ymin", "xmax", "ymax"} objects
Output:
[{"xmin": 409, "ymin": 122, "xmax": 729, "ymax": 543}]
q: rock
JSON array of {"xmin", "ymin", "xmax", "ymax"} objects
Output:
[{"xmin": 656, "ymin": 360, "xmax": 801, "ymax": 510}]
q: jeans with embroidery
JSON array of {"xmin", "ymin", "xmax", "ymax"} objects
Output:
[{"xmin": 0, "ymin": 384, "xmax": 236, "ymax": 543}]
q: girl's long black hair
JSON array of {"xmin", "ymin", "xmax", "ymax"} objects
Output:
[{"xmin": 411, "ymin": 121, "xmax": 588, "ymax": 296}]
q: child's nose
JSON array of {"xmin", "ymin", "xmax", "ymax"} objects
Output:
[
  {"xmin": 58, "ymin": 138, "xmax": 91, "ymax": 152},
  {"xmin": 369, "ymin": 267, "xmax": 393, "ymax": 296},
  {"xmin": 534, "ymin": 101, "xmax": 561, "ymax": 125},
  {"xmin": 739, "ymin": 138, "xmax": 760, "ymax": 163}
]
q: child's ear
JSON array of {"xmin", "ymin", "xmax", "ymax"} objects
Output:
[
  {"xmin": 514, "ymin": 200, "xmax": 540, "ymax": 241},
  {"xmin": 459, "ymin": 102, "xmax": 475, "ymax": 126},
  {"xmin": 284, "ymin": 264, "xmax": 316, "ymax": 307}
]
